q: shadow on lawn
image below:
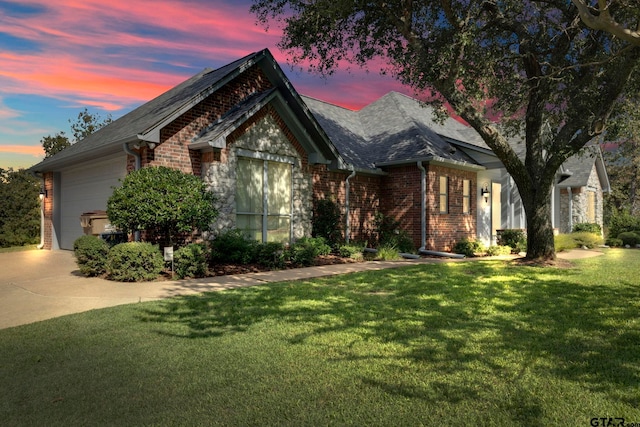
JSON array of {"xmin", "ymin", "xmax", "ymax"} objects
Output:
[{"xmin": 137, "ymin": 261, "xmax": 639, "ymax": 416}]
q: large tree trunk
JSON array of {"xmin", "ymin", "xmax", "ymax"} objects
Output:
[{"xmin": 522, "ymin": 185, "xmax": 556, "ymax": 260}]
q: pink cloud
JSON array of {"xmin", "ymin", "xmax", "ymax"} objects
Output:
[{"xmin": 0, "ymin": 145, "xmax": 45, "ymax": 156}]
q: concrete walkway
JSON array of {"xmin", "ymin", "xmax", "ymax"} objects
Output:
[{"xmin": 0, "ymin": 248, "xmax": 603, "ymax": 330}]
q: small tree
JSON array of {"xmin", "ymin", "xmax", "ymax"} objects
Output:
[
  {"xmin": 0, "ymin": 168, "xmax": 40, "ymax": 247},
  {"xmin": 107, "ymin": 166, "xmax": 218, "ymax": 246}
]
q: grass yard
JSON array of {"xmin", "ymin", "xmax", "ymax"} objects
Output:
[{"xmin": 1, "ymin": 249, "xmax": 639, "ymax": 426}]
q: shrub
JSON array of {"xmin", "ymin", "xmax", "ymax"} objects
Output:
[
  {"xmin": 210, "ymin": 229, "xmax": 258, "ymax": 264},
  {"xmin": 106, "ymin": 242, "xmax": 164, "ymax": 282},
  {"xmin": 73, "ymin": 235, "xmax": 109, "ymax": 276},
  {"xmin": 573, "ymin": 222, "xmax": 602, "ymax": 234},
  {"xmin": 312, "ymin": 198, "xmax": 343, "ymax": 246},
  {"xmin": 485, "ymin": 245, "xmax": 512, "ymax": 256},
  {"xmin": 570, "ymin": 231, "xmax": 603, "ymax": 249},
  {"xmin": 554, "ymin": 234, "xmax": 577, "ymax": 252},
  {"xmin": 373, "ymin": 213, "xmax": 414, "ymax": 253},
  {"xmin": 256, "ymin": 241, "xmax": 286, "ymax": 269},
  {"xmin": 289, "ymin": 237, "xmax": 332, "ymax": 266},
  {"xmin": 608, "ymin": 210, "xmax": 640, "ymax": 240},
  {"xmin": 376, "ymin": 245, "xmax": 401, "ymax": 261},
  {"xmin": 618, "ymin": 231, "xmax": 640, "ymax": 247},
  {"xmin": 453, "ymin": 238, "xmax": 484, "ymax": 257},
  {"xmin": 605, "ymin": 237, "xmax": 624, "ymax": 247},
  {"xmin": 107, "ymin": 166, "xmax": 218, "ymax": 247},
  {"xmin": 497, "ymin": 229, "xmax": 526, "ymax": 253},
  {"xmin": 173, "ymin": 243, "xmax": 208, "ymax": 279},
  {"xmin": 338, "ymin": 243, "xmax": 365, "ymax": 260}
]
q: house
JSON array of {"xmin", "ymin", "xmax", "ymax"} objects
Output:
[{"xmin": 30, "ymin": 49, "xmax": 609, "ymax": 251}]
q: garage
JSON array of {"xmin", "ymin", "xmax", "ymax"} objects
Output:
[{"xmin": 58, "ymin": 154, "xmax": 127, "ymax": 249}]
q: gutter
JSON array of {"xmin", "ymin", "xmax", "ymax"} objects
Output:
[
  {"xmin": 345, "ymin": 166, "xmax": 356, "ymax": 243},
  {"xmin": 417, "ymin": 161, "xmax": 427, "ymax": 251}
]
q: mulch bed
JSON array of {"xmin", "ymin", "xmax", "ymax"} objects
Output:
[{"xmin": 208, "ymin": 254, "xmax": 362, "ymax": 277}]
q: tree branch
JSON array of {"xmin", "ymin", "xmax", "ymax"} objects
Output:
[{"xmin": 572, "ymin": 0, "xmax": 640, "ymax": 45}]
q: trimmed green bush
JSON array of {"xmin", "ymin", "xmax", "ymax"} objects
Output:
[
  {"xmin": 605, "ymin": 237, "xmax": 624, "ymax": 247},
  {"xmin": 573, "ymin": 222, "xmax": 602, "ymax": 234},
  {"xmin": 256, "ymin": 242, "xmax": 286, "ymax": 269},
  {"xmin": 608, "ymin": 210, "xmax": 640, "ymax": 240},
  {"xmin": 73, "ymin": 235, "xmax": 110, "ymax": 277},
  {"xmin": 288, "ymin": 237, "xmax": 332, "ymax": 267},
  {"xmin": 570, "ymin": 232, "xmax": 603, "ymax": 249},
  {"xmin": 210, "ymin": 229, "xmax": 258, "ymax": 265},
  {"xmin": 485, "ymin": 245, "xmax": 512, "ymax": 256},
  {"xmin": 338, "ymin": 243, "xmax": 365, "ymax": 260},
  {"xmin": 173, "ymin": 243, "xmax": 208, "ymax": 279},
  {"xmin": 618, "ymin": 231, "xmax": 640, "ymax": 247},
  {"xmin": 106, "ymin": 242, "xmax": 164, "ymax": 282},
  {"xmin": 497, "ymin": 229, "xmax": 526, "ymax": 254},
  {"xmin": 453, "ymin": 238, "xmax": 484, "ymax": 257}
]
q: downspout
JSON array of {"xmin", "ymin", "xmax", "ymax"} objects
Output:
[
  {"xmin": 344, "ymin": 166, "xmax": 356, "ymax": 243},
  {"xmin": 567, "ymin": 187, "xmax": 573, "ymax": 232},
  {"xmin": 123, "ymin": 143, "xmax": 141, "ymax": 241},
  {"xmin": 417, "ymin": 161, "xmax": 426, "ymax": 251}
]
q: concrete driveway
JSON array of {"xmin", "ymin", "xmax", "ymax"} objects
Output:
[{"xmin": 0, "ymin": 250, "xmax": 437, "ymax": 330}]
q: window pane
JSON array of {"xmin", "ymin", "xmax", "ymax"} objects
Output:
[
  {"xmin": 463, "ymin": 179, "xmax": 470, "ymax": 213},
  {"xmin": 463, "ymin": 180, "xmax": 470, "ymax": 196},
  {"xmin": 267, "ymin": 216, "xmax": 290, "ymax": 243},
  {"xmin": 237, "ymin": 158, "xmax": 263, "ymax": 213},
  {"xmin": 237, "ymin": 214, "xmax": 262, "ymax": 241},
  {"xmin": 267, "ymin": 161, "xmax": 291, "ymax": 215},
  {"xmin": 439, "ymin": 176, "xmax": 448, "ymax": 213}
]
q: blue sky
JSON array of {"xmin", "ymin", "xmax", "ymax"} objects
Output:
[{"xmin": 0, "ymin": 0, "xmax": 409, "ymax": 169}]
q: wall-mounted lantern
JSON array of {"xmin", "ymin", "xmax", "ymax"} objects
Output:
[
  {"xmin": 480, "ymin": 183, "xmax": 490, "ymax": 203},
  {"xmin": 39, "ymin": 186, "xmax": 47, "ymax": 200}
]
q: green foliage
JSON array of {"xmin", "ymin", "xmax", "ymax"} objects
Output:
[
  {"xmin": 497, "ymin": 229, "xmax": 527, "ymax": 254},
  {"xmin": 607, "ymin": 209, "xmax": 640, "ymax": 239},
  {"xmin": 571, "ymin": 232, "xmax": 604, "ymax": 249},
  {"xmin": 0, "ymin": 168, "xmax": 40, "ymax": 247},
  {"xmin": 618, "ymin": 231, "xmax": 640, "ymax": 247},
  {"xmin": 312, "ymin": 198, "xmax": 343, "ymax": 245},
  {"xmin": 453, "ymin": 238, "xmax": 484, "ymax": 257},
  {"xmin": 554, "ymin": 234, "xmax": 577, "ymax": 252},
  {"xmin": 573, "ymin": 223, "xmax": 602, "ymax": 234},
  {"xmin": 606, "ymin": 237, "xmax": 624, "ymax": 248},
  {"xmin": 485, "ymin": 245, "xmax": 512, "ymax": 256},
  {"xmin": 289, "ymin": 237, "xmax": 332, "ymax": 266},
  {"xmin": 106, "ymin": 242, "xmax": 164, "ymax": 282},
  {"xmin": 338, "ymin": 243, "xmax": 365, "ymax": 260},
  {"xmin": 256, "ymin": 241, "xmax": 286, "ymax": 269},
  {"xmin": 73, "ymin": 235, "xmax": 109, "ymax": 277},
  {"xmin": 210, "ymin": 229, "xmax": 258, "ymax": 264},
  {"xmin": 107, "ymin": 166, "xmax": 218, "ymax": 246},
  {"xmin": 375, "ymin": 245, "xmax": 400, "ymax": 261},
  {"xmin": 373, "ymin": 213, "xmax": 414, "ymax": 253},
  {"xmin": 40, "ymin": 132, "xmax": 71, "ymax": 158},
  {"xmin": 173, "ymin": 243, "xmax": 208, "ymax": 279}
]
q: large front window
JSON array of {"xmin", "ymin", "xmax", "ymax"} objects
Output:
[{"xmin": 236, "ymin": 157, "xmax": 291, "ymax": 243}]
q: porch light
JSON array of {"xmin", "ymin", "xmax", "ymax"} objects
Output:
[
  {"xmin": 39, "ymin": 187, "xmax": 47, "ymax": 200},
  {"xmin": 480, "ymin": 184, "xmax": 490, "ymax": 203}
]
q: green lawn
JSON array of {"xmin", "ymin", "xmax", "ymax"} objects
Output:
[{"xmin": 1, "ymin": 249, "xmax": 639, "ymax": 426}]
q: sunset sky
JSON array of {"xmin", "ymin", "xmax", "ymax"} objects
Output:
[{"xmin": 0, "ymin": 0, "xmax": 410, "ymax": 169}]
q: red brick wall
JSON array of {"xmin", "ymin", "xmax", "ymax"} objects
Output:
[
  {"xmin": 141, "ymin": 65, "xmax": 274, "ymax": 175},
  {"xmin": 312, "ymin": 165, "xmax": 381, "ymax": 243},
  {"xmin": 425, "ymin": 165, "xmax": 477, "ymax": 252},
  {"xmin": 379, "ymin": 164, "xmax": 423, "ymax": 249}
]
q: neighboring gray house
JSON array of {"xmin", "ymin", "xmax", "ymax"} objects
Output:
[{"xmin": 30, "ymin": 49, "xmax": 609, "ymax": 251}]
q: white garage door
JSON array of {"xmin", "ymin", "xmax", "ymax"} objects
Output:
[{"xmin": 59, "ymin": 154, "xmax": 127, "ymax": 249}]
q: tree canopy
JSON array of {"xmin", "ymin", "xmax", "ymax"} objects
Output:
[
  {"xmin": 252, "ymin": 0, "xmax": 640, "ymax": 260},
  {"xmin": 41, "ymin": 108, "xmax": 112, "ymax": 158},
  {"xmin": 0, "ymin": 168, "xmax": 40, "ymax": 247}
]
